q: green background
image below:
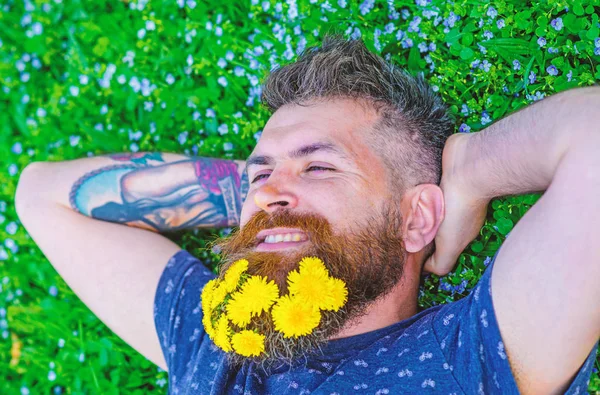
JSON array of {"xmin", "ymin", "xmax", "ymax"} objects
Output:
[{"xmin": 1, "ymin": 0, "xmax": 599, "ymax": 393}]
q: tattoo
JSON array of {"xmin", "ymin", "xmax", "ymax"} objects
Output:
[
  {"xmin": 69, "ymin": 154, "xmax": 246, "ymax": 232},
  {"xmin": 106, "ymin": 152, "xmax": 165, "ymax": 166}
]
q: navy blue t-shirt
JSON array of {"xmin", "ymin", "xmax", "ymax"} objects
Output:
[{"xmin": 153, "ymin": 245, "xmax": 598, "ymax": 394}]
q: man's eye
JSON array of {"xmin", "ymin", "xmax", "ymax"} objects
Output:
[
  {"xmin": 251, "ymin": 173, "xmax": 270, "ymax": 183},
  {"xmin": 306, "ymin": 166, "xmax": 334, "ymax": 172}
]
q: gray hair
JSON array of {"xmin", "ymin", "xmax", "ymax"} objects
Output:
[{"xmin": 260, "ymin": 34, "xmax": 455, "ymax": 199}]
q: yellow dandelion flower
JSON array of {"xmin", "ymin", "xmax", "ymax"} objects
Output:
[
  {"xmin": 201, "ymin": 279, "xmax": 219, "ymax": 315},
  {"xmin": 231, "ymin": 330, "xmax": 265, "ymax": 357},
  {"xmin": 286, "ymin": 269, "xmax": 331, "ymax": 310},
  {"xmin": 322, "ymin": 277, "xmax": 348, "ymax": 312},
  {"xmin": 226, "ymin": 292, "xmax": 252, "ymax": 328},
  {"xmin": 272, "ymin": 295, "xmax": 321, "ymax": 338},
  {"xmin": 238, "ymin": 275, "xmax": 279, "ymax": 315},
  {"xmin": 202, "ymin": 313, "xmax": 215, "ymax": 339},
  {"xmin": 298, "ymin": 257, "xmax": 329, "ymax": 278},
  {"xmin": 223, "ymin": 259, "xmax": 249, "ymax": 292},
  {"xmin": 213, "ymin": 315, "xmax": 232, "ymax": 352},
  {"xmin": 210, "ymin": 282, "xmax": 229, "ymax": 310}
]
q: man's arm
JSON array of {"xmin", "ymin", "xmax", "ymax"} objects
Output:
[
  {"xmin": 452, "ymin": 86, "xmax": 600, "ymax": 394},
  {"xmin": 42, "ymin": 152, "xmax": 248, "ymax": 231},
  {"xmin": 14, "ymin": 153, "xmax": 247, "ymax": 372}
]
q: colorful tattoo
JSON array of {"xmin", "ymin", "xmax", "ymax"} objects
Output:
[{"xmin": 69, "ymin": 154, "xmax": 246, "ymax": 232}]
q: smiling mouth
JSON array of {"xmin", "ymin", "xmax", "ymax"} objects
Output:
[{"xmin": 255, "ymin": 229, "xmax": 309, "ymax": 251}]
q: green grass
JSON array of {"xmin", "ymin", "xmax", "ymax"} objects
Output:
[{"xmin": 1, "ymin": 0, "xmax": 599, "ymax": 393}]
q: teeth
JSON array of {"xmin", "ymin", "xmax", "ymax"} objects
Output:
[{"xmin": 263, "ymin": 233, "xmax": 305, "ymax": 244}]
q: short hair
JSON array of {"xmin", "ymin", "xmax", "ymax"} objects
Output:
[
  {"xmin": 261, "ymin": 33, "xmax": 454, "ymax": 194},
  {"xmin": 260, "ymin": 34, "xmax": 455, "ymax": 261}
]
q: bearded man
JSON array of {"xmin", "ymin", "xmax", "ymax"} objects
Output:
[{"xmin": 15, "ymin": 35, "xmax": 600, "ymax": 394}]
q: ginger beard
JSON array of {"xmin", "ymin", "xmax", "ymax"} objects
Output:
[{"xmin": 213, "ymin": 203, "xmax": 407, "ymax": 369}]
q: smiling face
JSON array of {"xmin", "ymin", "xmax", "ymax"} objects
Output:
[
  {"xmin": 212, "ymin": 97, "xmax": 446, "ymax": 366},
  {"xmin": 241, "ymin": 97, "xmax": 392, "ymax": 241}
]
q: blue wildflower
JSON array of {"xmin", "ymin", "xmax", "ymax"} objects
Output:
[
  {"xmin": 401, "ymin": 38, "xmax": 413, "ymax": 48},
  {"xmin": 428, "ymin": 42, "xmax": 436, "ymax": 52},
  {"xmin": 459, "ymin": 123, "xmax": 471, "ymax": 133},
  {"xmin": 461, "ymin": 104, "xmax": 469, "ymax": 116},
  {"xmin": 49, "ymin": 285, "xmax": 58, "ymax": 297},
  {"xmin": 595, "ymin": 47, "xmax": 600, "ymax": 56},
  {"xmin": 546, "ymin": 65, "xmax": 558, "ymax": 76},
  {"xmin": 483, "ymin": 30, "xmax": 493, "ymax": 40},
  {"xmin": 513, "ymin": 59, "xmax": 521, "ymax": 71},
  {"xmin": 528, "ymin": 71, "xmax": 536, "ymax": 84},
  {"xmin": 11, "ymin": 142, "xmax": 23, "ymax": 155},
  {"xmin": 537, "ymin": 37, "xmax": 546, "ymax": 47},
  {"xmin": 550, "ymin": 17, "xmax": 563, "ymax": 31},
  {"xmin": 443, "ymin": 12, "xmax": 458, "ymax": 28},
  {"xmin": 497, "ymin": 19, "xmax": 505, "ymax": 29},
  {"xmin": 483, "ymin": 256, "xmax": 492, "ymax": 267},
  {"xmin": 359, "ymin": 0, "xmax": 375, "ymax": 15},
  {"xmin": 487, "ymin": 6, "xmax": 497, "ymax": 19},
  {"xmin": 548, "ymin": 47, "xmax": 558, "ymax": 54},
  {"xmin": 481, "ymin": 59, "xmax": 491, "ymax": 72},
  {"xmin": 408, "ymin": 16, "xmax": 422, "ymax": 32},
  {"xmin": 418, "ymin": 42, "xmax": 428, "ymax": 52},
  {"xmin": 384, "ymin": 22, "xmax": 395, "ymax": 34},
  {"xmin": 481, "ymin": 111, "xmax": 492, "ymax": 125},
  {"xmin": 595, "ymin": 38, "xmax": 600, "ymax": 48},
  {"xmin": 567, "ymin": 70, "xmax": 573, "ymax": 82}
]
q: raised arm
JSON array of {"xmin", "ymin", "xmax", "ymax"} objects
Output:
[
  {"xmin": 15, "ymin": 152, "xmax": 247, "ymax": 372},
  {"xmin": 445, "ymin": 86, "xmax": 600, "ymax": 394},
  {"xmin": 39, "ymin": 152, "xmax": 248, "ymax": 231}
]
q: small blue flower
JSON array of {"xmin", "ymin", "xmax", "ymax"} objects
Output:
[
  {"xmin": 567, "ymin": 70, "xmax": 573, "ymax": 82},
  {"xmin": 480, "ymin": 59, "xmax": 491, "ymax": 72},
  {"xmin": 537, "ymin": 37, "xmax": 546, "ymax": 47},
  {"xmin": 483, "ymin": 30, "xmax": 493, "ymax": 40},
  {"xmin": 418, "ymin": 42, "xmax": 428, "ymax": 53},
  {"xmin": 481, "ymin": 111, "xmax": 492, "ymax": 125},
  {"xmin": 546, "ymin": 65, "xmax": 558, "ymax": 76},
  {"xmin": 49, "ymin": 285, "xmax": 58, "ymax": 297},
  {"xmin": 513, "ymin": 59, "xmax": 521, "ymax": 71},
  {"xmin": 595, "ymin": 38, "xmax": 600, "ymax": 48},
  {"xmin": 483, "ymin": 256, "xmax": 492, "ymax": 267},
  {"xmin": 497, "ymin": 19, "xmax": 505, "ymax": 29},
  {"xmin": 528, "ymin": 71, "xmax": 536, "ymax": 84},
  {"xmin": 595, "ymin": 47, "xmax": 600, "ymax": 56},
  {"xmin": 547, "ymin": 47, "xmax": 558, "ymax": 54},
  {"xmin": 487, "ymin": 6, "xmax": 497, "ymax": 19},
  {"xmin": 428, "ymin": 42, "xmax": 436, "ymax": 52},
  {"xmin": 459, "ymin": 123, "xmax": 471, "ymax": 133},
  {"xmin": 11, "ymin": 142, "xmax": 23, "ymax": 155},
  {"xmin": 550, "ymin": 17, "xmax": 563, "ymax": 31},
  {"xmin": 461, "ymin": 104, "xmax": 469, "ymax": 116}
]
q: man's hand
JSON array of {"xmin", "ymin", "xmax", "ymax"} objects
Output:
[{"xmin": 423, "ymin": 132, "xmax": 490, "ymax": 276}]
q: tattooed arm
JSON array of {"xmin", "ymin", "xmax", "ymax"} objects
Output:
[{"xmin": 38, "ymin": 152, "xmax": 248, "ymax": 232}]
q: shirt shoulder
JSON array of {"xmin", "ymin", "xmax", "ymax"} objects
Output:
[
  {"xmin": 153, "ymin": 249, "xmax": 216, "ymax": 380},
  {"xmin": 431, "ymin": 245, "xmax": 598, "ymax": 394}
]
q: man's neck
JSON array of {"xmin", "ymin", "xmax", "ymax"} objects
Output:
[{"xmin": 327, "ymin": 273, "xmax": 421, "ymax": 340}]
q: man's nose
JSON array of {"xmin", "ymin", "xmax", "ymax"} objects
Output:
[{"xmin": 253, "ymin": 177, "xmax": 299, "ymax": 213}]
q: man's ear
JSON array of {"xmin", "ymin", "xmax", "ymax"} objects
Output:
[{"xmin": 401, "ymin": 184, "xmax": 445, "ymax": 253}]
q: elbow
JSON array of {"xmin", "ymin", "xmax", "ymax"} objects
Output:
[{"xmin": 14, "ymin": 161, "xmax": 47, "ymax": 218}]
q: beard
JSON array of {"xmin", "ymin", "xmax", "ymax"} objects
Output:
[{"xmin": 212, "ymin": 202, "xmax": 407, "ymax": 370}]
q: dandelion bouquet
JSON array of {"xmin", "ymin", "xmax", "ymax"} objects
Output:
[{"xmin": 201, "ymin": 257, "xmax": 348, "ymax": 358}]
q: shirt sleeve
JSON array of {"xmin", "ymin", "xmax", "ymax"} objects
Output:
[
  {"xmin": 432, "ymin": 245, "xmax": 599, "ymax": 394},
  {"xmin": 153, "ymin": 249, "xmax": 216, "ymax": 375}
]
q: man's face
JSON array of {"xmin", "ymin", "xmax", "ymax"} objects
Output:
[
  {"xmin": 210, "ymin": 98, "xmax": 412, "ymax": 366},
  {"xmin": 241, "ymin": 97, "xmax": 391, "ymax": 236}
]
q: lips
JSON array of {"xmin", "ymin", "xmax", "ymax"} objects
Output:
[{"xmin": 255, "ymin": 228, "xmax": 309, "ymax": 251}]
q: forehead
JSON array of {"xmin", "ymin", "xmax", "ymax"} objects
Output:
[{"xmin": 252, "ymin": 98, "xmax": 381, "ymax": 163}]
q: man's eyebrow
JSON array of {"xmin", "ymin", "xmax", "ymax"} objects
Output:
[{"xmin": 245, "ymin": 142, "xmax": 347, "ymax": 173}]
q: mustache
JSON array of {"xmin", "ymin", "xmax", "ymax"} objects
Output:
[{"xmin": 218, "ymin": 209, "xmax": 334, "ymax": 252}]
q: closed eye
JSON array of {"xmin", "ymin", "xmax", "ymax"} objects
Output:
[
  {"xmin": 250, "ymin": 166, "xmax": 335, "ymax": 184},
  {"xmin": 306, "ymin": 166, "xmax": 335, "ymax": 172}
]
